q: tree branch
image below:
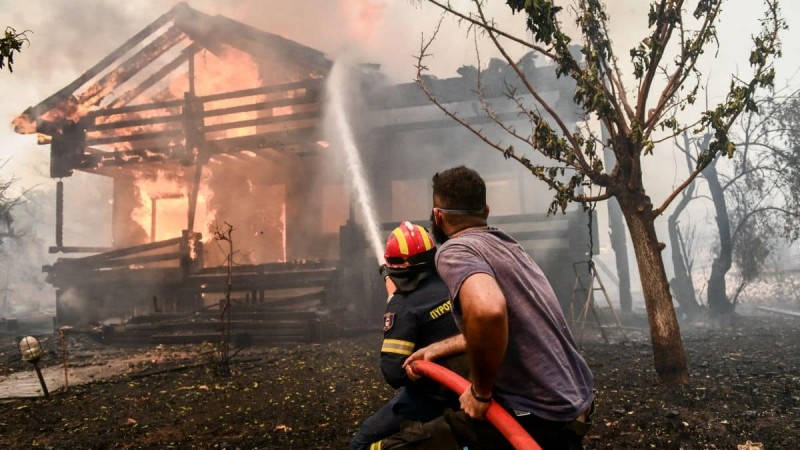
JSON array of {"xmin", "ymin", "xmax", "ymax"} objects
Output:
[
  {"xmin": 636, "ymin": 0, "xmax": 684, "ymax": 126},
  {"xmin": 425, "ymin": 0, "xmax": 557, "ymax": 60},
  {"xmin": 472, "ymin": 1, "xmax": 592, "ymax": 174},
  {"xmin": 414, "ymin": 21, "xmax": 549, "ymax": 177},
  {"xmin": 643, "ymin": 0, "xmax": 719, "ymax": 136}
]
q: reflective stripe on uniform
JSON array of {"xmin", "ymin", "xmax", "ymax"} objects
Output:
[
  {"xmin": 381, "ymin": 338, "xmax": 415, "ymax": 356},
  {"xmin": 369, "ymin": 441, "xmax": 382, "ymax": 450}
]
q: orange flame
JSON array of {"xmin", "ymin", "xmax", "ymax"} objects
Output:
[
  {"xmin": 182, "ymin": 46, "xmax": 263, "ymax": 140},
  {"xmin": 109, "ymin": 42, "xmax": 298, "ymax": 267},
  {"xmin": 131, "ymin": 168, "xmax": 216, "ymax": 242},
  {"xmin": 129, "ymin": 46, "xmax": 264, "ymax": 244}
]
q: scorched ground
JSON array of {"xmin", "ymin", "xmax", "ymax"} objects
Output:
[{"xmin": 0, "ymin": 314, "xmax": 798, "ymax": 449}]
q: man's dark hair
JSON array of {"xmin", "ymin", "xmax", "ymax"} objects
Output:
[{"xmin": 432, "ymin": 166, "xmax": 486, "ymax": 216}]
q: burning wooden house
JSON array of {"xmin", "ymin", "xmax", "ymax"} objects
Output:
[{"xmin": 14, "ymin": 3, "xmax": 594, "ymax": 345}]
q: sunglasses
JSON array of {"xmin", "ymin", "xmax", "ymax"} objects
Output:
[{"xmin": 432, "ymin": 207, "xmax": 485, "ymax": 214}]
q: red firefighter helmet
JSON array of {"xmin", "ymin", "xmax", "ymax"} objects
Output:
[{"xmin": 384, "ymin": 221, "xmax": 436, "ymax": 269}]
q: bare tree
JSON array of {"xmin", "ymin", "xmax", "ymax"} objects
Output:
[
  {"xmin": 669, "ymin": 133, "xmax": 703, "ymax": 319},
  {"xmin": 417, "ymin": 0, "xmax": 784, "ymax": 383},
  {"xmin": 668, "ymin": 87, "xmax": 800, "ymax": 319},
  {"xmin": 0, "ymin": 179, "xmax": 13, "ymax": 312},
  {"xmin": 212, "ymin": 222, "xmax": 235, "ymax": 377},
  {"xmin": 696, "ymin": 88, "xmax": 800, "ymax": 316},
  {"xmin": 0, "ymin": 167, "xmax": 41, "ymax": 314},
  {"xmin": 0, "ymin": 165, "xmax": 22, "ymax": 249}
]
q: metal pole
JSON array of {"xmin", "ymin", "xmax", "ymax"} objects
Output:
[{"xmin": 33, "ymin": 362, "xmax": 50, "ymax": 398}]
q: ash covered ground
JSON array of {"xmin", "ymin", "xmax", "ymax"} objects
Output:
[{"xmin": 0, "ymin": 314, "xmax": 798, "ymax": 449}]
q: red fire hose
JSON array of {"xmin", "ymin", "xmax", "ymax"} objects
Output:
[{"xmin": 410, "ymin": 360, "xmax": 541, "ymax": 450}]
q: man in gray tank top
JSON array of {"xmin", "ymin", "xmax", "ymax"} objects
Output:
[{"xmin": 397, "ymin": 166, "xmax": 594, "ymax": 450}]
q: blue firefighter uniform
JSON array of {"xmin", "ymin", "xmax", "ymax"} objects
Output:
[{"xmin": 349, "ymin": 272, "xmax": 467, "ymax": 450}]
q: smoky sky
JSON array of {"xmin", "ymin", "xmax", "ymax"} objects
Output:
[{"xmin": 1, "ymin": 0, "xmax": 799, "ymax": 307}]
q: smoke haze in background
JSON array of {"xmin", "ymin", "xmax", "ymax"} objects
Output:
[
  {"xmin": 4, "ymin": 0, "xmax": 799, "ymax": 183},
  {"xmin": 1, "ymin": 0, "xmax": 799, "ymax": 312}
]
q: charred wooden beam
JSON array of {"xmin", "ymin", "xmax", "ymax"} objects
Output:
[
  {"xmin": 79, "ymin": 145, "xmax": 185, "ymax": 170},
  {"xmin": 202, "ymin": 110, "xmax": 319, "ymax": 134},
  {"xmin": 81, "ymin": 125, "xmax": 320, "ymax": 169},
  {"xmin": 196, "ymin": 260, "xmax": 334, "ymax": 275},
  {"xmin": 89, "ymin": 251, "xmax": 184, "ymax": 269},
  {"xmin": 86, "ymin": 114, "xmax": 183, "ymax": 132},
  {"xmin": 88, "ymin": 112, "xmax": 183, "ymax": 132},
  {"xmin": 196, "ymin": 309, "xmax": 324, "ymax": 321},
  {"xmin": 196, "ymin": 79, "xmax": 320, "ymax": 103},
  {"xmin": 186, "ymin": 158, "xmax": 203, "ymax": 234},
  {"xmin": 89, "ymin": 98, "xmax": 184, "ymax": 119},
  {"xmin": 88, "ymin": 96, "xmax": 318, "ymax": 133},
  {"xmin": 205, "ymin": 127, "xmax": 320, "ymax": 155},
  {"xmin": 66, "ymin": 236, "xmax": 184, "ymax": 265},
  {"xmin": 84, "ymin": 128, "xmax": 183, "ymax": 147},
  {"xmin": 49, "ymin": 246, "xmax": 114, "ymax": 254},
  {"xmin": 183, "ymin": 88, "xmax": 205, "ymax": 233},
  {"xmin": 50, "ymin": 123, "xmax": 87, "ymax": 178},
  {"xmin": 46, "ymin": 266, "xmax": 185, "ymax": 287},
  {"xmin": 183, "ymin": 91, "xmax": 204, "ymax": 155},
  {"xmin": 203, "ymin": 94, "xmax": 318, "ymax": 118},
  {"xmin": 106, "ymin": 47, "xmax": 192, "ymax": 110},
  {"xmin": 191, "ymin": 269, "xmax": 337, "ymax": 292},
  {"xmin": 188, "ymin": 43, "xmax": 196, "ymax": 95},
  {"xmin": 55, "ymin": 180, "xmax": 64, "ymax": 248},
  {"xmin": 77, "ymin": 26, "xmax": 187, "ymax": 112},
  {"xmin": 18, "ymin": 5, "xmax": 179, "ymax": 129}
]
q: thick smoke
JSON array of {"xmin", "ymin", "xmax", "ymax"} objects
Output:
[{"xmin": 2, "ymin": 0, "xmax": 800, "ymax": 319}]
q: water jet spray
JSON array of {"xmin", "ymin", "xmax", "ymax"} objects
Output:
[{"xmin": 326, "ymin": 60, "xmax": 385, "ymax": 264}]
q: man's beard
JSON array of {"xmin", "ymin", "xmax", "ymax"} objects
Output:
[{"xmin": 430, "ymin": 210, "xmax": 449, "ymax": 244}]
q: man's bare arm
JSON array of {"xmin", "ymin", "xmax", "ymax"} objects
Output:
[
  {"xmin": 402, "ymin": 334, "xmax": 467, "ymax": 380},
  {"xmin": 408, "ymin": 334, "xmax": 466, "ymax": 362},
  {"xmin": 458, "ymin": 272, "xmax": 508, "ymax": 417}
]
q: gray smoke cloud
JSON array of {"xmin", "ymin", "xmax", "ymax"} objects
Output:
[{"xmin": 1, "ymin": 0, "xmax": 799, "ymax": 317}]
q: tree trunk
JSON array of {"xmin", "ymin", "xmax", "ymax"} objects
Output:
[
  {"xmin": 618, "ymin": 194, "xmax": 689, "ymax": 384},
  {"xmin": 667, "ymin": 190, "xmax": 702, "ymax": 318},
  {"xmin": 603, "ymin": 132, "xmax": 633, "ymax": 313},
  {"xmin": 704, "ymin": 161, "xmax": 736, "ymax": 316},
  {"xmin": 608, "ymin": 198, "xmax": 633, "ymax": 313}
]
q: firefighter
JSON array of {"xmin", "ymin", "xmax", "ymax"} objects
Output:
[{"xmin": 349, "ymin": 221, "xmax": 468, "ymax": 450}]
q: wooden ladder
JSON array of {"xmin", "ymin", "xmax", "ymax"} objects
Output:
[{"xmin": 571, "ymin": 261, "xmax": 628, "ymax": 347}]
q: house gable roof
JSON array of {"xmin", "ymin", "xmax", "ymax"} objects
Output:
[{"xmin": 13, "ymin": 2, "xmax": 330, "ymax": 136}]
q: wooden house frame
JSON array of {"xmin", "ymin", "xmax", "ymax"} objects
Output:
[{"xmin": 14, "ymin": 3, "xmax": 596, "ymax": 344}]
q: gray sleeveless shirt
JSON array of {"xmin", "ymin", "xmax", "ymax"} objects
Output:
[{"xmin": 436, "ymin": 228, "xmax": 593, "ymax": 421}]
